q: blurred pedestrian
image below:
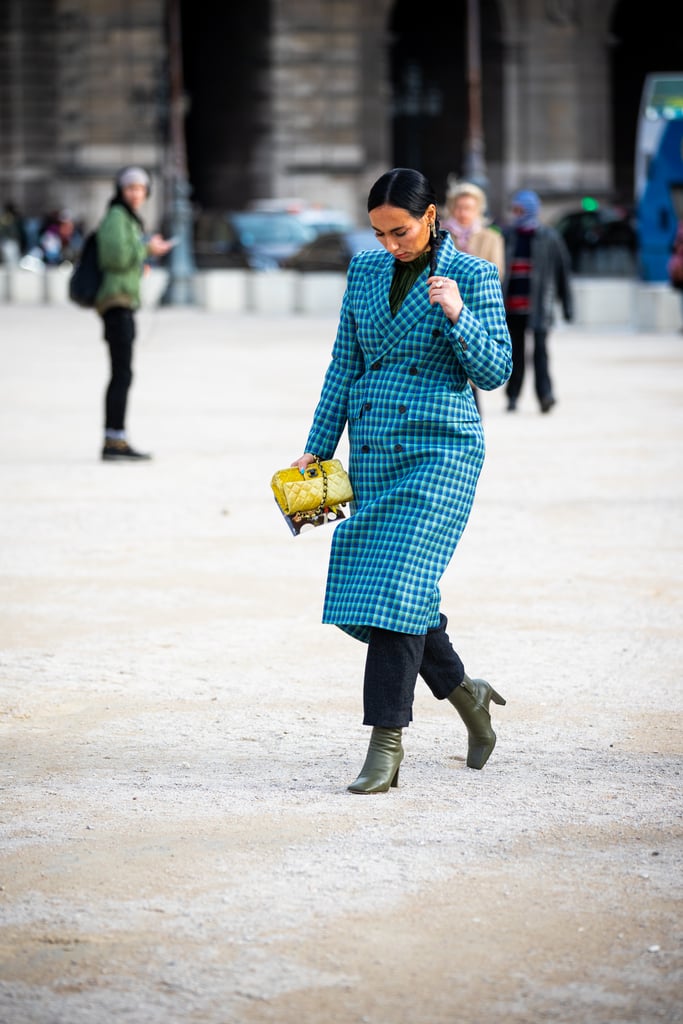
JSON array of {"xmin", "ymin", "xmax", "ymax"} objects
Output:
[
  {"xmin": 502, "ymin": 189, "xmax": 573, "ymax": 413},
  {"xmin": 39, "ymin": 208, "xmax": 83, "ymax": 265},
  {"xmin": 443, "ymin": 179, "xmax": 505, "ymax": 279},
  {"xmin": 290, "ymin": 167, "xmax": 511, "ymax": 794},
  {"xmin": 443, "ymin": 179, "xmax": 505, "ymax": 412},
  {"xmin": 0, "ymin": 201, "xmax": 26, "ymax": 264},
  {"xmin": 95, "ymin": 167, "xmax": 174, "ymax": 461}
]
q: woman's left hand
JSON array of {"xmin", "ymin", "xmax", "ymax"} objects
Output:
[
  {"xmin": 290, "ymin": 453, "xmax": 317, "ymax": 473},
  {"xmin": 427, "ymin": 275, "xmax": 463, "ymax": 323}
]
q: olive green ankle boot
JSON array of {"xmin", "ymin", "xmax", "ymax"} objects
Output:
[
  {"xmin": 347, "ymin": 727, "xmax": 404, "ymax": 794},
  {"xmin": 447, "ymin": 673, "xmax": 506, "ymax": 770}
]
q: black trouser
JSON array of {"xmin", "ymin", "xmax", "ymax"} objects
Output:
[
  {"xmin": 102, "ymin": 307, "xmax": 135, "ymax": 432},
  {"xmin": 505, "ymin": 313, "xmax": 553, "ymax": 403},
  {"xmin": 362, "ymin": 614, "xmax": 465, "ymax": 728}
]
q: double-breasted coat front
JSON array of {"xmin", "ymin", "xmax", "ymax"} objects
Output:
[{"xmin": 305, "ymin": 233, "xmax": 511, "ymax": 643}]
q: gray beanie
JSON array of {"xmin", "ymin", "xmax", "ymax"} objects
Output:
[{"xmin": 116, "ymin": 166, "xmax": 150, "ymax": 191}]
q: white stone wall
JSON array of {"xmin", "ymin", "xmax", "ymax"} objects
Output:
[{"xmin": 2, "ymin": 266, "xmax": 680, "ymax": 332}]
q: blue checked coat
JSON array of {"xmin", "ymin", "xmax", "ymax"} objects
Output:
[{"xmin": 305, "ymin": 233, "xmax": 512, "ymax": 642}]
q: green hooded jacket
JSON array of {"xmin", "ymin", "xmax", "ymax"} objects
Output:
[{"xmin": 95, "ymin": 203, "xmax": 148, "ymax": 313}]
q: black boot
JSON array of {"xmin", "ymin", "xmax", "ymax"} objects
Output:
[
  {"xmin": 447, "ymin": 674, "xmax": 506, "ymax": 770},
  {"xmin": 347, "ymin": 727, "xmax": 404, "ymax": 794},
  {"xmin": 102, "ymin": 439, "xmax": 152, "ymax": 461}
]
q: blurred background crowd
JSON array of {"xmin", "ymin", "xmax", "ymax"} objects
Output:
[{"xmin": 0, "ymin": 1, "xmax": 680, "ymax": 292}]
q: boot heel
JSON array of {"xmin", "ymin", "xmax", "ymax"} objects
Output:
[
  {"xmin": 448, "ymin": 675, "xmax": 505, "ymax": 770},
  {"xmin": 391, "ymin": 767, "xmax": 400, "ymax": 788}
]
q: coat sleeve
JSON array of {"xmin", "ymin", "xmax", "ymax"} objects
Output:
[
  {"xmin": 552, "ymin": 231, "xmax": 574, "ymax": 321},
  {"xmin": 97, "ymin": 208, "xmax": 146, "ymax": 273},
  {"xmin": 304, "ymin": 278, "xmax": 365, "ymax": 459},
  {"xmin": 480, "ymin": 229, "xmax": 505, "ymax": 281},
  {"xmin": 445, "ymin": 260, "xmax": 512, "ymax": 391}
]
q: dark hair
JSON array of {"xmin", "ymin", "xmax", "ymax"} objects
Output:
[
  {"xmin": 108, "ymin": 189, "xmax": 145, "ymax": 228},
  {"xmin": 108, "ymin": 166, "xmax": 150, "ymax": 227},
  {"xmin": 367, "ymin": 167, "xmax": 442, "ymax": 274}
]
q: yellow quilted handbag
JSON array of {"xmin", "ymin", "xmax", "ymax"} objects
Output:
[{"xmin": 271, "ymin": 457, "xmax": 353, "ymax": 535}]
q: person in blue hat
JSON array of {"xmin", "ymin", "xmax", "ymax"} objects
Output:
[{"xmin": 502, "ymin": 189, "xmax": 573, "ymax": 412}]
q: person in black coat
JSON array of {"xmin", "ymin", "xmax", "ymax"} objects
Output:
[{"xmin": 502, "ymin": 190, "xmax": 573, "ymax": 413}]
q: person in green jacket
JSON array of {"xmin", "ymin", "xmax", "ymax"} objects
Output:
[{"xmin": 96, "ymin": 166, "xmax": 173, "ymax": 460}]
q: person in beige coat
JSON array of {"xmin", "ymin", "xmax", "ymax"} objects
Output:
[
  {"xmin": 442, "ymin": 180, "xmax": 505, "ymax": 280},
  {"xmin": 443, "ymin": 180, "xmax": 505, "ymax": 410}
]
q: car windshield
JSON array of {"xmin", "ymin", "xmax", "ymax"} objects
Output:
[{"xmin": 232, "ymin": 213, "xmax": 312, "ymax": 246}]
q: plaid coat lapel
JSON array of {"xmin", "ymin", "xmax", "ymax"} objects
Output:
[
  {"xmin": 367, "ymin": 237, "xmax": 460, "ymax": 362},
  {"xmin": 375, "ymin": 264, "xmax": 432, "ymax": 360},
  {"xmin": 359, "ymin": 256, "xmax": 394, "ymax": 341}
]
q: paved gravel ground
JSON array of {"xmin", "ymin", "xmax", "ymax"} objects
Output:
[{"xmin": 0, "ymin": 304, "xmax": 681, "ymax": 1024}]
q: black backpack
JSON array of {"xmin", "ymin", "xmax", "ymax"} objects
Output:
[{"xmin": 69, "ymin": 231, "xmax": 103, "ymax": 308}]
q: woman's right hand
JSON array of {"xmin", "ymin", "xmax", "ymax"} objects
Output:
[
  {"xmin": 147, "ymin": 233, "xmax": 174, "ymax": 257},
  {"xmin": 290, "ymin": 453, "xmax": 317, "ymax": 473}
]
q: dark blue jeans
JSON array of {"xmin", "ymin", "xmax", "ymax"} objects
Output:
[
  {"xmin": 102, "ymin": 307, "xmax": 135, "ymax": 432},
  {"xmin": 362, "ymin": 614, "xmax": 465, "ymax": 727},
  {"xmin": 505, "ymin": 313, "xmax": 553, "ymax": 404}
]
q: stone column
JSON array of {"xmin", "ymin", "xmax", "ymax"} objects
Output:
[
  {"xmin": 53, "ymin": 0, "xmax": 168, "ymax": 229},
  {"xmin": 268, "ymin": 0, "xmax": 393, "ymax": 220},
  {"xmin": 500, "ymin": 0, "xmax": 612, "ymax": 214}
]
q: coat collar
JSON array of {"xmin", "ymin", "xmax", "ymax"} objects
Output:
[{"xmin": 369, "ymin": 233, "xmax": 456, "ymax": 359}]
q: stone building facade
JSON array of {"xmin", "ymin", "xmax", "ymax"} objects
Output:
[{"xmin": 0, "ymin": 0, "xmax": 680, "ymax": 230}]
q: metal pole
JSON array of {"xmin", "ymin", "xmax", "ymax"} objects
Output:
[
  {"xmin": 162, "ymin": 0, "xmax": 195, "ymax": 305},
  {"xmin": 463, "ymin": 0, "xmax": 488, "ymax": 190}
]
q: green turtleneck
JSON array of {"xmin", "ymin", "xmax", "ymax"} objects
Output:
[{"xmin": 389, "ymin": 251, "xmax": 431, "ymax": 316}]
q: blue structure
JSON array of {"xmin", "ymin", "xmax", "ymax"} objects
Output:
[{"xmin": 635, "ymin": 74, "xmax": 683, "ymax": 282}]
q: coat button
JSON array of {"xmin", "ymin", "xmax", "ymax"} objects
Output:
[
  {"xmin": 361, "ymin": 444, "xmax": 370, "ymax": 453},
  {"xmin": 432, "ymin": 329, "xmax": 441, "ymax": 338},
  {"xmin": 408, "ymin": 366, "xmax": 418, "ymax": 375},
  {"xmin": 398, "ymin": 404, "xmax": 407, "ymax": 414},
  {"xmin": 364, "ymin": 401, "xmax": 372, "ymax": 411},
  {"xmin": 371, "ymin": 360, "xmax": 382, "ymax": 370},
  {"xmin": 459, "ymin": 337, "xmax": 468, "ymax": 351},
  {"xmin": 394, "ymin": 444, "xmax": 403, "ymax": 453}
]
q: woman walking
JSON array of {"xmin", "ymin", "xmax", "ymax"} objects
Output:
[
  {"xmin": 442, "ymin": 178, "xmax": 505, "ymax": 279},
  {"xmin": 291, "ymin": 168, "xmax": 512, "ymax": 793}
]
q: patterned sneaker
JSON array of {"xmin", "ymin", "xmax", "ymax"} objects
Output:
[{"xmin": 101, "ymin": 440, "xmax": 152, "ymax": 461}]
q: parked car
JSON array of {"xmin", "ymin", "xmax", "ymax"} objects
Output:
[
  {"xmin": 281, "ymin": 229, "xmax": 383, "ymax": 272},
  {"xmin": 293, "ymin": 208, "xmax": 355, "ymax": 237},
  {"xmin": 193, "ymin": 210, "xmax": 314, "ymax": 270},
  {"xmin": 554, "ymin": 204, "xmax": 637, "ymax": 276},
  {"xmin": 247, "ymin": 199, "xmax": 355, "ymax": 238}
]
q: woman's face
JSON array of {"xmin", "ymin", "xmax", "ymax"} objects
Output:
[
  {"xmin": 369, "ymin": 203, "xmax": 436, "ymax": 262},
  {"xmin": 122, "ymin": 183, "xmax": 147, "ymax": 211},
  {"xmin": 450, "ymin": 194, "xmax": 479, "ymax": 227}
]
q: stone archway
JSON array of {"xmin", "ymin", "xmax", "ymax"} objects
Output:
[
  {"xmin": 180, "ymin": 0, "xmax": 271, "ymax": 211},
  {"xmin": 388, "ymin": 0, "xmax": 503, "ymax": 208}
]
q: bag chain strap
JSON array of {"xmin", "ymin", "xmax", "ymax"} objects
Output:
[{"xmin": 305, "ymin": 455, "xmax": 328, "ymax": 521}]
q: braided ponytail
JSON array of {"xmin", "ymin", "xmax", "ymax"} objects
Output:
[{"xmin": 429, "ymin": 221, "xmax": 444, "ymax": 277}]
